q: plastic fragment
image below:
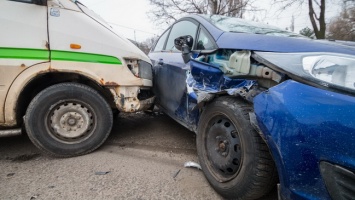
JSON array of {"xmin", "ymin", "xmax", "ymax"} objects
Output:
[{"xmin": 184, "ymin": 161, "xmax": 202, "ymax": 170}]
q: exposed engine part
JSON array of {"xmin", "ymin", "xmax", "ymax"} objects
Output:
[
  {"xmin": 250, "ymin": 64, "xmax": 282, "ymax": 82},
  {"xmin": 195, "ymin": 49, "xmax": 282, "ymax": 84},
  {"xmin": 217, "ymin": 50, "xmax": 251, "ymax": 75}
]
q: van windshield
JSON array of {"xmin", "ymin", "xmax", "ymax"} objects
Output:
[{"xmin": 72, "ymin": 0, "xmax": 113, "ymax": 31}]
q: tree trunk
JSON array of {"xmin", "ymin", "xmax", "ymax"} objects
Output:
[
  {"xmin": 308, "ymin": 0, "xmax": 326, "ymax": 39},
  {"xmin": 209, "ymin": 0, "xmax": 218, "ymax": 14}
]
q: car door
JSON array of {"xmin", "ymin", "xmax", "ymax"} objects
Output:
[
  {"xmin": 0, "ymin": 0, "xmax": 49, "ymax": 123},
  {"xmin": 149, "ymin": 19, "xmax": 199, "ymax": 127}
]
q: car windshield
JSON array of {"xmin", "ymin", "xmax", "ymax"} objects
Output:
[{"xmin": 201, "ymin": 15, "xmax": 303, "ymax": 38}]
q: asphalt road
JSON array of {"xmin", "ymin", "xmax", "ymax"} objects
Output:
[{"xmin": 0, "ymin": 112, "xmax": 277, "ymax": 200}]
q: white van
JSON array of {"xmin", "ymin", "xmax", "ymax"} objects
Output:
[{"xmin": 0, "ymin": 0, "xmax": 154, "ymax": 156}]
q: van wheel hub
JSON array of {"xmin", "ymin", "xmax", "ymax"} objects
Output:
[{"xmin": 49, "ymin": 102, "xmax": 94, "ymax": 141}]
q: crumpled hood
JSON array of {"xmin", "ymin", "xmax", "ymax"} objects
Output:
[{"xmin": 216, "ymin": 32, "xmax": 355, "ymax": 55}]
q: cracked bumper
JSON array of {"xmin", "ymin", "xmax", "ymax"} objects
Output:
[{"xmin": 109, "ymin": 86, "xmax": 155, "ymax": 113}]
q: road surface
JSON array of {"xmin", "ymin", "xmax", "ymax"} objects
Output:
[{"xmin": 0, "ymin": 112, "xmax": 276, "ymax": 200}]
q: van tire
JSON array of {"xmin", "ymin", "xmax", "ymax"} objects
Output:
[
  {"xmin": 25, "ymin": 83, "xmax": 113, "ymax": 157},
  {"xmin": 196, "ymin": 96, "xmax": 278, "ymax": 199}
]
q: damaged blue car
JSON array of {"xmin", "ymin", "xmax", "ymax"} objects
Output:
[{"xmin": 149, "ymin": 14, "xmax": 355, "ymax": 200}]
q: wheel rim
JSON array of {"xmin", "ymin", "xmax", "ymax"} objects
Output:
[
  {"xmin": 205, "ymin": 114, "xmax": 242, "ymax": 182},
  {"xmin": 47, "ymin": 101, "xmax": 95, "ymax": 144}
]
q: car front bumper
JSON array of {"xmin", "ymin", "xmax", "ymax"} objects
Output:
[{"xmin": 253, "ymin": 80, "xmax": 355, "ymax": 200}]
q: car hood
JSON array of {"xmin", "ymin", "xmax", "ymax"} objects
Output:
[{"xmin": 216, "ymin": 32, "xmax": 355, "ymax": 55}]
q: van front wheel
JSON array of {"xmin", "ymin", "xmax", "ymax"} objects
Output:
[{"xmin": 25, "ymin": 83, "xmax": 113, "ymax": 157}]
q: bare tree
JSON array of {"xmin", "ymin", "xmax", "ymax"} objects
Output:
[
  {"xmin": 290, "ymin": 15, "xmax": 295, "ymax": 32},
  {"xmin": 273, "ymin": 0, "xmax": 326, "ymax": 39},
  {"xmin": 148, "ymin": 0, "xmax": 253, "ymax": 25},
  {"xmin": 130, "ymin": 37, "xmax": 159, "ymax": 55},
  {"xmin": 327, "ymin": 2, "xmax": 355, "ymax": 41}
]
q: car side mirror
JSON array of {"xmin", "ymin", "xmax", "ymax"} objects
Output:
[
  {"xmin": 174, "ymin": 35, "xmax": 193, "ymax": 64},
  {"xmin": 174, "ymin": 35, "xmax": 193, "ymax": 51}
]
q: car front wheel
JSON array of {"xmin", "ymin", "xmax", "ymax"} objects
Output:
[
  {"xmin": 25, "ymin": 83, "xmax": 113, "ymax": 157},
  {"xmin": 197, "ymin": 96, "xmax": 278, "ymax": 199}
]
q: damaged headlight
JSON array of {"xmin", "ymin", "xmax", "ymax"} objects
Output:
[
  {"xmin": 254, "ymin": 52, "xmax": 355, "ymax": 93},
  {"xmin": 125, "ymin": 59, "xmax": 153, "ymax": 80},
  {"xmin": 303, "ymin": 55, "xmax": 355, "ymax": 90}
]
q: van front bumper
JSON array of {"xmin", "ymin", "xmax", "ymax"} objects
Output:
[{"xmin": 109, "ymin": 86, "xmax": 155, "ymax": 113}]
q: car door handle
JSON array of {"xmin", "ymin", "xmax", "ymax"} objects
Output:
[{"xmin": 158, "ymin": 59, "xmax": 164, "ymax": 65}]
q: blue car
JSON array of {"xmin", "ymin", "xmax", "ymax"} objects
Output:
[{"xmin": 148, "ymin": 14, "xmax": 355, "ymax": 200}]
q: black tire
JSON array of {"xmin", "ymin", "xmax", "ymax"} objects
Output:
[
  {"xmin": 197, "ymin": 96, "xmax": 278, "ymax": 199},
  {"xmin": 25, "ymin": 83, "xmax": 113, "ymax": 157}
]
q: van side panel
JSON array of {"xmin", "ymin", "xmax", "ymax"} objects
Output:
[
  {"xmin": 47, "ymin": 6, "xmax": 148, "ymax": 84},
  {"xmin": 0, "ymin": 1, "xmax": 48, "ymax": 124}
]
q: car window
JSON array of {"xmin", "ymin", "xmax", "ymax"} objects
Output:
[
  {"xmin": 153, "ymin": 29, "xmax": 170, "ymax": 52},
  {"xmin": 165, "ymin": 20, "xmax": 198, "ymax": 51},
  {"xmin": 196, "ymin": 28, "xmax": 215, "ymax": 50}
]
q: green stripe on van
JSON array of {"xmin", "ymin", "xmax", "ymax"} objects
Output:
[
  {"xmin": 0, "ymin": 47, "xmax": 49, "ymax": 60},
  {"xmin": 0, "ymin": 47, "xmax": 122, "ymax": 65},
  {"xmin": 51, "ymin": 50, "xmax": 122, "ymax": 65}
]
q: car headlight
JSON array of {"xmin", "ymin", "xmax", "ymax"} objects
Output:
[{"xmin": 254, "ymin": 52, "xmax": 355, "ymax": 93}]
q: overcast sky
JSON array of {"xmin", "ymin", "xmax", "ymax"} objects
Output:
[{"xmin": 79, "ymin": 0, "xmax": 341, "ymax": 42}]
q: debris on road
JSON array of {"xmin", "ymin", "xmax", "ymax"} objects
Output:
[
  {"xmin": 30, "ymin": 194, "xmax": 39, "ymax": 200},
  {"xmin": 173, "ymin": 169, "xmax": 181, "ymax": 179},
  {"xmin": 94, "ymin": 171, "xmax": 110, "ymax": 175},
  {"xmin": 184, "ymin": 161, "xmax": 201, "ymax": 170}
]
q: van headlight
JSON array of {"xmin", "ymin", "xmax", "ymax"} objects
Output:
[
  {"xmin": 254, "ymin": 52, "xmax": 355, "ymax": 93},
  {"xmin": 124, "ymin": 59, "xmax": 153, "ymax": 80}
]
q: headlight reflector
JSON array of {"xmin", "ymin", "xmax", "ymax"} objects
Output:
[
  {"xmin": 254, "ymin": 52, "xmax": 355, "ymax": 93},
  {"xmin": 303, "ymin": 55, "xmax": 355, "ymax": 90}
]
